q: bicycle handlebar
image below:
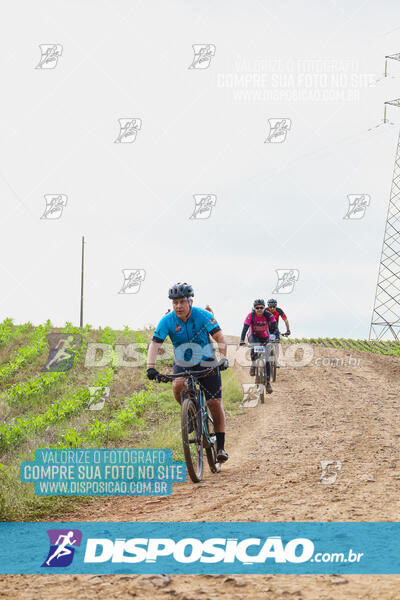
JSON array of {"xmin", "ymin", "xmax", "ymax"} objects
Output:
[
  {"xmin": 241, "ymin": 332, "xmax": 290, "ymax": 346},
  {"xmin": 156, "ymin": 364, "xmax": 220, "ymax": 383}
]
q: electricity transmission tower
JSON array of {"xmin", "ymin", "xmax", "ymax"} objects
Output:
[
  {"xmin": 369, "ymin": 99, "xmax": 400, "ymax": 340},
  {"xmin": 384, "ymin": 53, "xmax": 400, "ymax": 77}
]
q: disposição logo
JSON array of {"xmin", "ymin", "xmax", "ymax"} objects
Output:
[{"xmin": 41, "ymin": 529, "xmax": 82, "ymax": 568}]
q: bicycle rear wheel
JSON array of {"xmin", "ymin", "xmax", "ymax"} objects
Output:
[
  {"xmin": 181, "ymin": 394, "xmax": 203, "ymax": 483},
  {"xmin": 204, "ymin": 406, "xmax": 221, "ymax": 473}
]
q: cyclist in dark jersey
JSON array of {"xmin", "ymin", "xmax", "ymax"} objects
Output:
[
  {"xmin": 239, "ymin": 298, "xmax": 277, "ymax": 394},
  {"xmin": 146, "ymin": 282, "xmax": 229, "ymax": 463},
  {"xmin": 266, "ymin": 298, "xmax": 291, "ymax": 367}
]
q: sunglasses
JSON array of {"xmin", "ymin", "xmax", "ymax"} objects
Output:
[{"xmin": 255, "ymin": 306, "xmax": 264, "ymax": 309}]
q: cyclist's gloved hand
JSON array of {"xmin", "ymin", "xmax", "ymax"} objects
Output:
[
  {"xmin": 218, "ymin": 357, "xmax": 229, "ymax": 371},
  {"xmin": 239, "ymin": 340, "xmax": 245, "ymax": 347},
  {"xmin": 146, "ymin": 367, "xmax": 159, "ymax": 380}
]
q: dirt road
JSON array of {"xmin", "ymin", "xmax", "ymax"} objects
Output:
[{"xmin": 2, "ymin": 340, "xmax": 400, "ymax": 598}]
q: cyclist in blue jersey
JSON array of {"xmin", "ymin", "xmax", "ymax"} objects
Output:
[{"xmin": 146, "ymin": 282, "xmax": 229, "ymax": 463}]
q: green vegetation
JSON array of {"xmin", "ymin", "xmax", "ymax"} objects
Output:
[
  {"xmin": 0, "ymin": 323, "xmax": 91, "ymax": 409},
  {"xmin": 0, "ymin": 318, "xmax": 33, "ymax": 348},
  {"xmin": 286, "ymin": 337, "xmax": 400, "ymax": 356},
  {"xmin": 0, "ymin": 321, "xmax": 242, "ymax": 521},
  {"xmin": 0, "ymin": 368, "xmax": 114, "ymax": 452},
  {"xmin": 0, "ymin": 321, "xmax": 52, "ymax": 384}
]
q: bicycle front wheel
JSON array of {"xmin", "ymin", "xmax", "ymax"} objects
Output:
[
  {"xmin": 181, "ymin": 395, "xmax": 203, "ymax": 483},
  {"xmin": 259, "ymin": 384, "xmax": 265, "ymax": 404},
  {"xmin": 255, "ymin": 364, "xmax": 265, "ymax": 404},
  {"xmin": 270, "ymin": 346, "xmax": 277, "ymax": 382}
]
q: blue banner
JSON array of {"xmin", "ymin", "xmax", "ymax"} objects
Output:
[{"xmin": 0, "ymin": 522, "xmax": 399, "ymax": 574}]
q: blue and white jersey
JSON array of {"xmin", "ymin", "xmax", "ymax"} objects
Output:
[{"xmin": 152, "ymin": 307, "xmax": 221, "ymax": 363}]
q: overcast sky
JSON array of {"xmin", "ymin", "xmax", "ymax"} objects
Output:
[{"xmin": 1, "ymin": 0, "xmax": 400, "ymax": 339}]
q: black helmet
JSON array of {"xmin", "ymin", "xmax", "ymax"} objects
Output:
[
  {"xmin": 267, "ymin": 298, "xmax": 277, "ymax": 307},
  {"xmin": 168, "ymin": 282, "xmax": 194, "ymax": 299},
  {"xmin": 253, "ymin": 298, "xmax": 265, "ymax": 308}
]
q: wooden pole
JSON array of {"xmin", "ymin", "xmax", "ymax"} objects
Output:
[{"xmin": 80, "ymin": 236, "xmax": 85, "ymax": 328}]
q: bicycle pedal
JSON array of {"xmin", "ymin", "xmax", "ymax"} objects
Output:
[{"xmin": 216, "ymin": 449, "xmax": 229, "ymax": 463}]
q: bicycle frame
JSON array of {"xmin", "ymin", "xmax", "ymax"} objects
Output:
[
  {"xmin": 245, "ymin": 341, "xmax": 273, "ymax": 365},
  {"xmin": 182, "ymin": 374, "xmax": 211, "ymax": 445},
  {"xmin": 156, "ymin": 365, "xmax": 221, "ymax": 481},
  {"xmin": 194, "ymin": 382, "xmax": 215, "ymax": 447},
  {"xmin": 157, "ymin": 366, "xmax": 218, "ymax": 447}
]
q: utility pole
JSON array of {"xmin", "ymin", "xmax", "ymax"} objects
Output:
[
  {"xmin": 80, "ymin": 236, "xmax": 85, "ymax": 328},
  {"xmin": 369, "ymin": 100, "xmax": 400, "ymax": 340}
]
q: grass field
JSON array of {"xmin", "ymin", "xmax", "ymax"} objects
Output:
[
  {"xmin": 285, "ymin": 337, "xmax": 400, "ymax": 356},
  {"xmin": 0, "ymin": 319, "xmax": 242, "ymax": 521}
]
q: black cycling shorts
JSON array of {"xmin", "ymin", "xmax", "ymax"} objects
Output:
[{"xmin": 172, "ymin": 362, "xmax": 222, "ymax": 401}]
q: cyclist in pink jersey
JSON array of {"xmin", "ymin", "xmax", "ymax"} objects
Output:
[{"xmin": 239, "ymin": 298, "xmax": 277, "ymax": 393}]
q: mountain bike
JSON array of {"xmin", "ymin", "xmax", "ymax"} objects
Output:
[
  {"xmin": 254, "ymin": 345, "xmax": 268, "ymax": 403},
  {"xmin": 269, "ymin": 334, "xmax": 278, "ymax": 383},
  {"xmin": 157, "ymin": 365, "xmax": 221, "ymax": 483},
  {"xmin": 246, "ymin": 342, "xmax": 271, "ymax": 404}
]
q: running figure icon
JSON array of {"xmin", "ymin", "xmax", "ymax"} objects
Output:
[{"xmin": 45, "ymin": 531, "xmax": 77, "ymax": 566}]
